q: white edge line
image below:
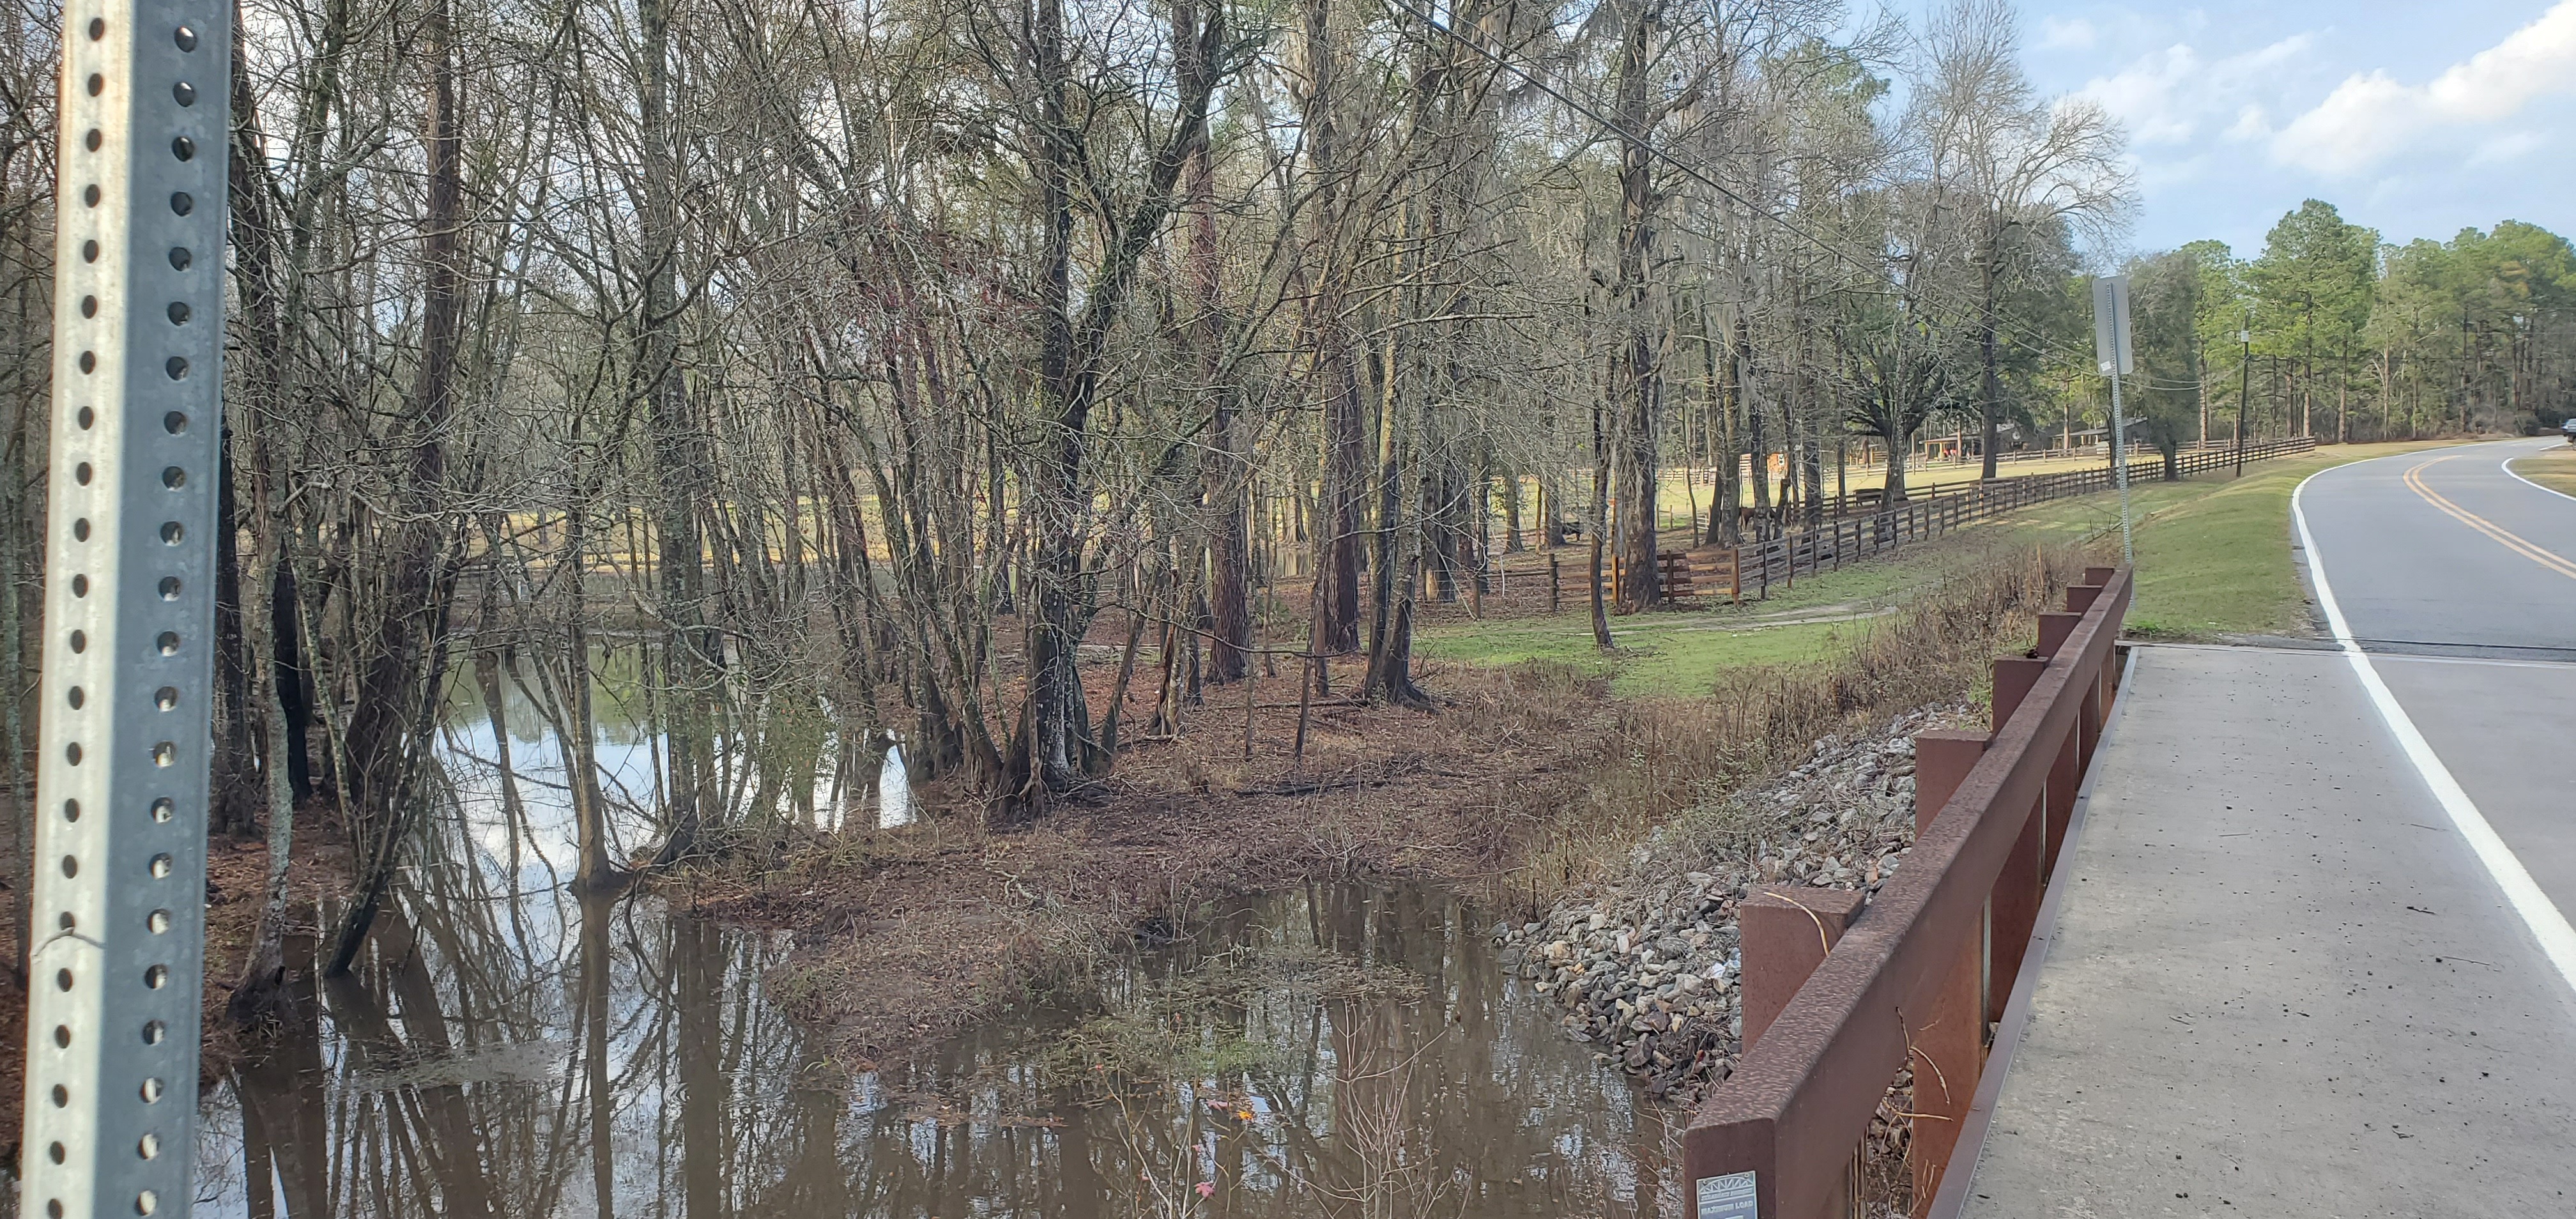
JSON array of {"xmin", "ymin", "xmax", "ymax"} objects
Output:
[
  {"xmin": 2292, "ymin": 463, "xmax": 2576, "ymax": 995},
  {"xmin": 2501, "ymin": 444, "xmax": 2576, "ymax": 504},
  {"xmin": 1926, "ymin": 643, "xmax": 2142, "ymax": 1219}
]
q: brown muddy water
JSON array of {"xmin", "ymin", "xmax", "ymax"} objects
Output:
[{"xmin": 190, "ymin": 664, "xmax": 1685, "ymax": 1217}]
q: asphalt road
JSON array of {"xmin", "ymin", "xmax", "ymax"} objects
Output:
[
  {"xmin": 2297, "ymin": 437, "xmax": 2576, "ymax": 661},
  {"xmin": 2297, "ymin": 438, "xmax": 2576, "ymax": 922}
]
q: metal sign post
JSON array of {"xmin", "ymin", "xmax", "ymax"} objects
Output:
[
  {"xmin": 24, "ymin": 1, "xmax": 228, "ymax": 1215},
  {"xmin": 2092, "ymin": 275, "xmax": 2135, "ymax": 565}
]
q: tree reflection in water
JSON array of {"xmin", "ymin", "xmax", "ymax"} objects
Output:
[{"xmin": 195, "ymin": 686, "xmax": 1683, "ymax": 1216}]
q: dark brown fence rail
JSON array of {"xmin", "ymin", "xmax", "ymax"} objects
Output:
[
  {"xmin": 1636, "ymin": 438, "xmax": 2312, "ymax": 604},
  {"xmin": 1681, "ymin": 565, "xmax": 2135, "ymax": 1219},
  {"xmin": 1728, "ymin": 435, "xmax": 2305, "ymax": 528}
]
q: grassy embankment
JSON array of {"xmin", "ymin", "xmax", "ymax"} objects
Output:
[
  {"xmin": 1982, "ymin": 438, "xmax": 2473, "ymax": 638},
  {"xmin": 1418, "ymin": 541, "xmax": 2028, "ymax": 699},
  {"xmin": 2508, "ymin": 442, "xmax": 2576, "ymax": 499},
  {"xmin": 1422, "ymin": 439, "xmax": 2481, "ymax": 696}
]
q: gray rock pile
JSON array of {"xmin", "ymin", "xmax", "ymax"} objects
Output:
[{"xmin": 1495, "ymin": 703, "xmax": 1972, "ymax": 1102}]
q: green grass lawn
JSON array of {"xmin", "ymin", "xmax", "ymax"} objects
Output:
[
  {"xmin": 1979, "ymin": 439, "xmax": 2472, "ymax": 640},
  {"xmin": 2509, "ymin": 445, "xmax": 2576, "ymax": 499},
  {"xmin": 1433, "ymin": 525, "xmax": 2073, "ymax": 697},
  {"xmin": 1428, "ymin": 440, "xmax": 2485, "ymax": 688}
]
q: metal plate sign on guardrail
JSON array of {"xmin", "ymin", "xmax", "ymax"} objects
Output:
[
  {"xmin": 1696, "ymin": 1170, "xmax": 1758, "ymax": 1219},
  {"xmin": 22, "ymin": 1, "xmax": 229, "ymax": 1215}
]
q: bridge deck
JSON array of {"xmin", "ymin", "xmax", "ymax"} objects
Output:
[{"xmin": 1959, "ymin": 643, "xmax": 2576, "ymax": 1215}]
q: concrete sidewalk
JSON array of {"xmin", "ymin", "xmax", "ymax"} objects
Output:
[{"xmin": 1960, "ymin": 645, "xmax": 2576, "ymax": 1217}]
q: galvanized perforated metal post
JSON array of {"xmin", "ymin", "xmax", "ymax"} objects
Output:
[{"xmin": 24, "ymin": 2, "xmax": 227, "ymax": 1215}]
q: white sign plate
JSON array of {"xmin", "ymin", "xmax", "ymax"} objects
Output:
[
  {"xmin": 1695, "ymin": 1170, "xmax": 1759, "ymax": 1219},
  {"xmin": 2092, "ymin": 273, "xmax": 2134, "ymax": 376}
]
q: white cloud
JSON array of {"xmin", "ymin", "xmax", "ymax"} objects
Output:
[
  {"xmin": 2467, "ymin": 129, "xmax": 2548, "ymax": 165},
  {"xmin": 2223, "ymin": 105, "xmax": 2271, "ymax": 142},
  {"xmin": 2037, "ymin": 17, "xmax": 2097, "ymax": 52},
  {"xmin": 2273, "ymin": 1, "xmax": 2576, "ymax": 174},
  {"xmin": 2075, "ymin": 35, "xmax": 2313, "ymax": 150}
]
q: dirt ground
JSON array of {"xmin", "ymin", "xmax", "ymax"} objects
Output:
[
  {"xmin": 686, "ymin": 655, "xmax": 1622, "ymax": 1067},
  {"xmin": 691, "ymin": 539, "xmax": 2094, "ymax": 1071}
]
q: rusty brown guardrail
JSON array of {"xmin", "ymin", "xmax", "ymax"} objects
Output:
[{"xmin": 1682, "ymin": 565, "xmax": 2134, "ymax": 1219}]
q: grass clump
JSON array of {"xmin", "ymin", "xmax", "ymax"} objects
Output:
[{"xmin": 2510, "ymin": 445, "xmax": 2576, "ymax": 498}]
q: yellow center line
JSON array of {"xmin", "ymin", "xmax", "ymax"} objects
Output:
[{"xmin": 2401, "ymin": 455, "xmax": 2576, "ymax": 581}]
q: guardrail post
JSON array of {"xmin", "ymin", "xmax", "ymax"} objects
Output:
[
  {"xmin": 2036, "ymin": 610, "xmax": 2078, "ymax": 657},
  {"xmin": 2034, "ymin": 613, "xmax": 2085, "ymax": 876},
  {"xmin": 1908, "ymin": 729, "xmax": 1989, "ymax": 1213},
  {"xmin": 2064, "ymin": 581, "xmax": 2106, "ymax": 767},
  {"xmin": 1741, "ymin": 887, "xmax": 1870, "ymax": 1052},
  {"xmin": 1986, "ymin": 657, "xmax": 2050, "ymax": 1023},
  {"xmin": 2078, "ymin": 569, "xmax": 2120, "ymax": 715}
]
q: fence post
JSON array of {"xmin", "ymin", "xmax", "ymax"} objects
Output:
[{"xmin": 1908, "ymin": 730, "xmax": 1991, "ymax": 1211}]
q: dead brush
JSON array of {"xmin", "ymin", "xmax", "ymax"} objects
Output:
[{"xmin": 1498, "ymin": 540, "xmax": 2107, "ymax": 907}]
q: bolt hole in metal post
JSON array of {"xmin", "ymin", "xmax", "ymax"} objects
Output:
[{"xmin": 22, "ymin": 1, "xmax": 227, "ymax": 1214}]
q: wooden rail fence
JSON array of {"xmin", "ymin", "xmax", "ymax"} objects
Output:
[
  {"xmin": 1628, "ymin": 438, "xmax": 2313, "ymax": 604},
  {"xmin": 1681, "ymin": 565, "xmax": 2134, "ymax": 1219}
]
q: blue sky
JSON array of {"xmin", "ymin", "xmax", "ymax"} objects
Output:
[{"xmin": 1997, "ymin": 1, "xmax": 2576, "ymax": 258}]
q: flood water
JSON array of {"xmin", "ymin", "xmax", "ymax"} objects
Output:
[{"xmin": 190, "ymin": 658, "xmax": 1683, "ymax": 1217}]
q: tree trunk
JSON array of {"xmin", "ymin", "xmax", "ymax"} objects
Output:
[
  {"xmin": 1607, "ymin": 0, "xmax": 1659, "ymax": 613},
  {"xmin": 1179, "ymin": 1, "xmax": 1248, "ymax": 684},
  {"xmin": 1589, "ymin": 402, "xmax": 1614, "ymax": 651},
  {"xmin": 1301, "ymin": 0, "xmax": 1363, "ymax": 655},
  {"xmin": 640, "ymin": 0, "xmax": 716, "ymax": 867},
  {"xmin": 1742, "ymin": 316, "xmax": 1771, "ymax": 535},
  {"xmin": 1883, "ymin": 424, "xmax": 1912, "ymax": 504},
  {"xmin": 327, "ymin": 0, "xmax": 465, "ymax": 969},
  {"xmin": 224, "ymin": 410, "xmax": 301, "ymax": 1021},
  {"xmin": 1008, "ymin": 0, "xmax": 1225, "ymax": 809}
]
